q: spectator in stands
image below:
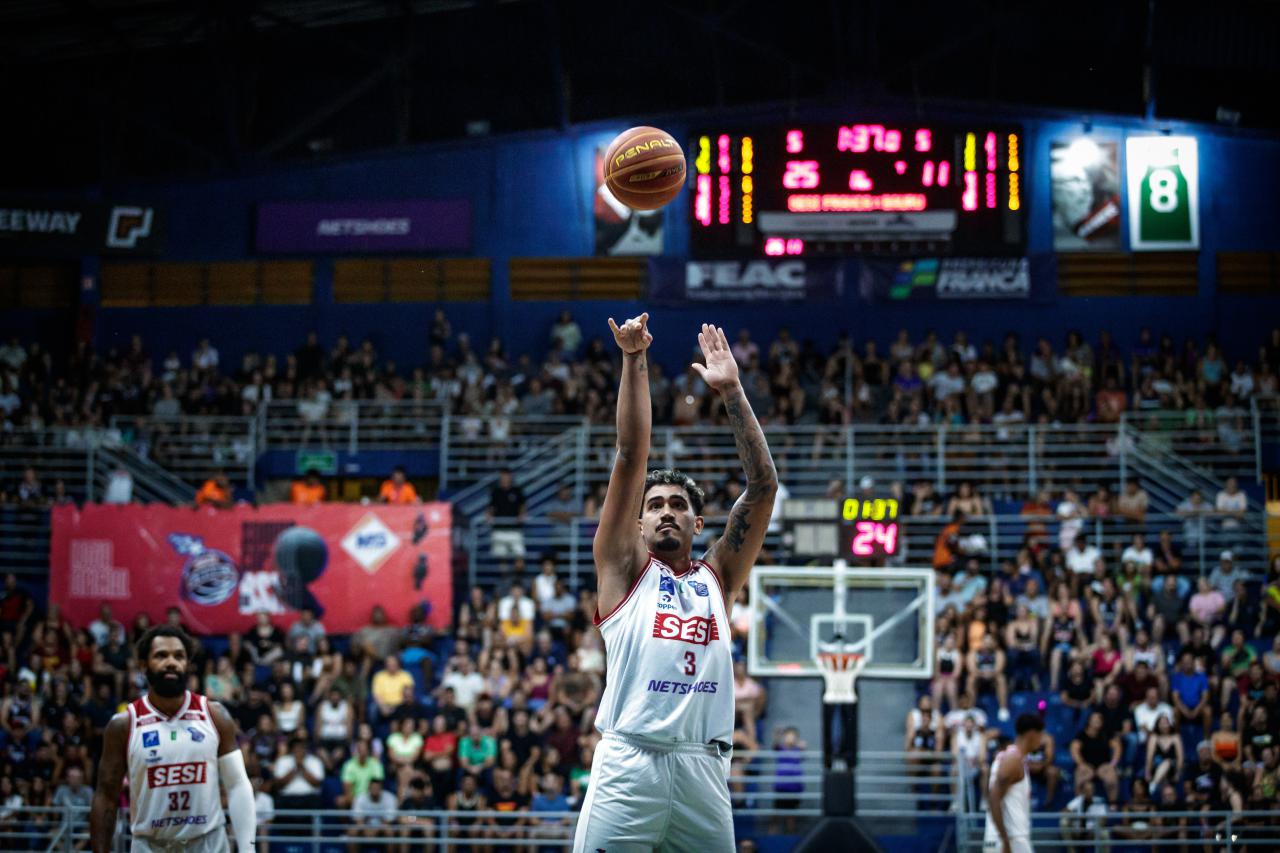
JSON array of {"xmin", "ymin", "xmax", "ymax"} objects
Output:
[
  {"xmin": 1188, "ymin": 577, "xmax": 1228, "ymax": 647},
  {"xmin": 192, "ymin": 338, "xmax": 219, "ymax": 371},
  {"xmin": 352, "ymin": 777, "xmax": 398, "ymax": 851},
  {"xmin": 1065, "ymin": 533, "xmax": 1101, "ymax": 579},
  {"xmin": 1171, "ymin": 651, "xmax": 1212, "ymax": 740},
  {"xmin": 86, "ymin": 604, "xmax": 123, "ymax": 650},
  {"xmin": 371, "ymin": 656, "xmax": 415, "ymax": 720},
  {"xmin": 1175, "ymin": 489, "xmax": 1211, "ymax": 549},
  {"xmin": 397, "ymin": 776, "xmax": 439, "ymax": 847},
  {"xmin": 1215, "ymin": 476, "xmax": 1247, "ymax": 531},
  {"xmin": 931, "ymin": 632, "xmax": 962, "ymax": 711},
  {"xmin": 488, "ymin": 469, "xmax": 527, "ymax": 559},
  {"xmin": 497, "ymin": 583, "xmax": 536, "ymax": 653},
  {"xmin": 289, "ymin": 470, "xmax": 326, "ymax": 505},
  {"xmin": 195, "ymin": 469, "xmax": 234, "ymax": 509},
  {"xmin": 1148, "ymin": 574, "xmax": 1187, "ymax": 646},
  {"xmin": 1208, "ymin": 551, "xmax": 1240, "ymax": 604},
  {"xmin": 273, "ymin": 737, "xmax": 325, "ymax": 812},
  {"xmin": 285, "ymin": 606, "xmax": 326, "ymax": 655},
  {"xmin": 543, "ymin": 484, "xmax": 582, "ymax": 526},
  {"xmin": 1071, "ymin": 711, "xmax": 1121, "ymax": 803},
  {"xmin": 966, "ymin": 633, "xmax": 1010, "ymax": 722},
  {"xmin": 1045, "ymin": 582, "xmax": 1085, "ymax": 690},
  {"xmin": 248, "ymin": 611, "xmax": 286, "ymax": 665},
  {"xmin": 378, "ymin": 467, "xmax": 420, "ymax": 505},
  {"xmin": 1004, "ymin": 604, "xmax": 1041, "ymax": 691},
  {"xmin": 353, "ymin": 606, "xmax": 401, "ymax": 667},
  {"xmin": 1133, "ymin": 686, "xmax": 1175, "ymax": 743},
  {"xmin": 932, "ymin": 513, "xmax": 965, "ymax": 571},
  {"xmin": 1145, "ymin": 715, "xmax": 1184, "ymax": 789},
  {"xmin": 1026, "ymin": 729, "xmax": 1062, "ymax": 806},
  {"xmin": 1115, "ymin": 480, "xmax": 1149, "ymax": 524},
  {"xmin": 441, "ymin": 659, "xmax": 485, "ymax": 713},
  {"xmin": 549, "ymin": 310, "xmax": 582, "ymax": 356},
  {"xmin": 15, "ymin": 467, "xmax": 43, "ymax": 507},
  {"xmin": 337, "ymin": 739, "xmax": 384, "ymax": 810}
]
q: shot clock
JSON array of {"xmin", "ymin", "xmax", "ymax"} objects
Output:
[
  {"xmin": 838, "ymin": 498, "xmax": 901, "ymax": 559},
  {"xmin": 779, "ymin": 496, "xmax": 902, "ymax": 561},
  {"xmin": 691, "ymin": 122, "xmax": 1025, "ymax": 257}
]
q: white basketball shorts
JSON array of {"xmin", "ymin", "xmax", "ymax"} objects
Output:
[{"xmin": 572, "ymin": 731, "xmax": 734, "ymax": 853}]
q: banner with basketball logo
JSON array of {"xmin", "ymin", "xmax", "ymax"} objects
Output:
[
  {"xmin": 594, "ymin": 143, "xmax": 665, "ymax": 256},
  {"xmin": 50, "ymin": 503, "xmax": 452, "ymax": 634}
]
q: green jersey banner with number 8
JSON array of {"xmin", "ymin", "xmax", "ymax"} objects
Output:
[{"xmin": 1126, "ymin": 136, "xmax": 1200, "ymax": 251}]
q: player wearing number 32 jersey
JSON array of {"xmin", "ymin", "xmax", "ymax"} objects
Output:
[
  {"xmin": 91, "ymin": 625, "xmax": 256, "ymax": 853},
  {"xmin": 573, "ymin": 315, "xmax": 777, "ymax": 853}
]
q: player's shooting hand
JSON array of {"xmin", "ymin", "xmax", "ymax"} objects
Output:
[
  {"xmin": 691, "ymin": 323, "xmax": 739, "ymax": 391},
  {"xmin": 608, "ymin": 313, "xmax": 653, "ymax": 355}
]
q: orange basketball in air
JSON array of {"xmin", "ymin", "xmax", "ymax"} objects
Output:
[{"xmin": 603, "ymin": 126, "xmax": 686, "ymax": 211}]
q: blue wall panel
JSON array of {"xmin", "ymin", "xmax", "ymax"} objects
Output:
[{"xmin": 3, "ymin": 107, "xmax": 1279, "ymax": 371}]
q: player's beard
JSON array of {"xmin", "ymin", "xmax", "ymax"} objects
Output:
[
  {"xmin": 653, "ymin": 533, "xmax": 680, "ymax": 552},
  {"xmin": 147, "ymin": 668, "xmax": 185, "ymax": 698}
]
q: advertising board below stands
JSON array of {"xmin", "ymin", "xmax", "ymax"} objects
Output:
[{"xmin": 50, "ymin": 502, "xmax": 452, "ymax": 634}]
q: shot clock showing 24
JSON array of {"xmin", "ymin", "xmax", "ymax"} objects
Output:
[{"xmin": 691, "ymin": 122, "xmax": 1025, "ymax": 257}]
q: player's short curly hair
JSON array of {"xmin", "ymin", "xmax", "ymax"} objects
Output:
[
  {"xmin": 136, "ymin": 624, "xmax": 195, "ymax": 663},
  {"xmin": 642, "ymin": 468, "xmax": 705, "ymax": 516}
]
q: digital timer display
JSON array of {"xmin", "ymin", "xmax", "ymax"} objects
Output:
[
  {"xmin": 691, "ymin": 123, "xmax": 1025, "ymax": 257},
  {"xmin": 839, "ymin": 497, "xmax": 901, "ymax": 558}
]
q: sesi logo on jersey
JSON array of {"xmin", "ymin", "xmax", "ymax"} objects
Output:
[
  {"xmin": 652, "ymin": 612, "xmax": 720, "ymax": 646},
  {"xmin": 146, "ymin": 762, "xmax": 208, "ymax": 787}
]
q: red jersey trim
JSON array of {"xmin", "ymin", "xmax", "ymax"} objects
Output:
[
  {"xmin": 703, "ymin": 559, "xmax": 728, "ymax": 604},
  {"xmin": 594, "ymin": 558, "xmax": 654, "ymax": 627}
]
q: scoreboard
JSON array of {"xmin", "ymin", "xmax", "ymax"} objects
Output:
[
  {"xmin": 782, "ymin": 496, "xmax": 902, "ymax": 562},
  {"xmin": 690, "ymin": 123, "xmax": 1025, "ymax": 257}
]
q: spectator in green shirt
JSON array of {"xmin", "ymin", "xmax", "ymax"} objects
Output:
[
  {"xmin": 457, "ymin": 724, "xmax": 497, "ymax": 782},
  {"xmin": 338, "ymin": 740, "xmax": 384, "ymax": 809},
  {"xmin": 1220, "ymin": 629, "xmax": 1259, "ymax": 708}
]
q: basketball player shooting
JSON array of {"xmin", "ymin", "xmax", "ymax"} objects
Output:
[
  {"xmin": 573, "ymin": 314, "xmax": 778, "ymax": 853},
  {"xmin": 91, "ymin": 626, "xmax": 256, "ymax": 853},
  {"xmin": 983, "ymin": 714, "xmax": 1045, "ymax": 853}
]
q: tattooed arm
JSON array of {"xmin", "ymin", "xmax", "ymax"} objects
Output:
[{"xmin": 695, "ymin": 324, "xmax": 778, "ymax": 601}]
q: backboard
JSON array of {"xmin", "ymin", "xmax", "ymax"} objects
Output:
[{"xmin": 747, "ymin": 563, "xmax": 935, "ymax": 679}]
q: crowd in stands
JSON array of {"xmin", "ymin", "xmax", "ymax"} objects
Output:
[
  {"xmin": 1, "ymin": 319, "xmax": 1279, "ymax": 455},
  {"xmin": 918, "ymin": 504, "xmax": 1280, "ymax": 825}
]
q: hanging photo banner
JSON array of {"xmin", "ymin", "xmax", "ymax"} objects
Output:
[
  {"xmin": 1050, "ymin": 138, "xmax": 1121, "ymax": 250},
  {"xmin": 1126, "ymin": 136, "xmax": 1199, "ymax": 251},
  {"xmin": 594, "ymin": 141, "xmax": 664, "ymax": 256}
]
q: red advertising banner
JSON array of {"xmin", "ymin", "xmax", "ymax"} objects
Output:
[{"xmin": 50, "ymin": 503, "xmax": 452, "ymax": 634}]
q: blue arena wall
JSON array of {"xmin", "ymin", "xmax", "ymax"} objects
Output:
[{"xmin": 5, "ymin": 103, "xmax": 1280, "ymax": 370}]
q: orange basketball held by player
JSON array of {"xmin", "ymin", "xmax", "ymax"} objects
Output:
[{"xmin": 603, "ymin": 126, "xmax": 686, "ymax": 210}]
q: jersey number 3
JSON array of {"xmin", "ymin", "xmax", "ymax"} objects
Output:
[
  {"xmin": 683, "ymin": 651, "xmax": 696, "ymax": 676},
  {"xmin": 168, "ymin": 791, "xmax": 191, "ymax": 811}
]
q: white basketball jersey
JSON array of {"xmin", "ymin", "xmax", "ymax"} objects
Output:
[
  {"xmin": 594, "ymin": 554, "xmax": 734, "ymax": 744},
  {"xmin": 127, "ymin": 691, "xmax": 225, "ymax": 840},
  {"xmin": 984, "ymin": 746, "xmax": 1031, "ymax": 842}
]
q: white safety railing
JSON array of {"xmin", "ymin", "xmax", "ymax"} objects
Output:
[
  {"xmin": 110, "ymin": 415, "xmax": 258, "ymax": 488},
  {"xmin": 956, "ymin": 808, "xmax": 1280, "ymax": 851},
  {"xmin": 262, "ymin": 399, "xmax": 447, "ymax": 452}
]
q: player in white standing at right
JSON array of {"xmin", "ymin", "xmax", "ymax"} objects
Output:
[{"xmin": 983, "ymin": 714, "xmax": 1045, "ymax": 853}]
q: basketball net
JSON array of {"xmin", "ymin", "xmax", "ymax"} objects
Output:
[{"xmin": 815, "ymin": 648, "xmax": 867, "ymax": 705}]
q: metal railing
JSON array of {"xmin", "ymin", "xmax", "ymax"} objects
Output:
[
  {"xmin": 8, "ymin": 751, "xmax": 956, "ymax": 852},
  {"xmin": 1122, "ymin": 409, "xmax": 1261, "ymax": 485},
  {"xmin": 110, "ymin": 415, "xmax": 258, "ymax": 488},
  {"xmin": 956, "ymin": 809, "xmax": 1280, "ymax": 851},
  {"xmin": 466, "ymin": 509, "xmax": 1269, "ymax": 588},
  {"xmin": 262, "ymin": 399, "xmax": 446, "ymax": 453}
]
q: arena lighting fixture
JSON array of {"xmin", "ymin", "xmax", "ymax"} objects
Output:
[{"xmin": 1062, "ymin": 136, "xmax": 1103, "ymax": 172}]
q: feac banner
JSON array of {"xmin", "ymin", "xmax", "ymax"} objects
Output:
[
  {"xmin": 648, "ymin": 257, "xmax": 844, "ymax": 303},
  {"xmin": 861, "ymin": 256, "xmax": 1054, "ymax": 302},
  {"xmin": 0, "ymin": 199, "xmax": 165, "ymax": 256},
  {"xmin": 255, "ymin": 200, "xmax": 472, "ymax": 253},
  {"xmin": 50, "ymin": 502, "xmax": 452, "ymax": 634}
]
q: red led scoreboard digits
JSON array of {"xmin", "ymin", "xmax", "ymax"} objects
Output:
[{"xmin": 691, "ymin": 122, "xmax": 1025, "ymax": 257}]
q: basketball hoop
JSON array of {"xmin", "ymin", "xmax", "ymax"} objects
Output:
[{"xmin": 815, "ymin": 649, "xmax": 867, "ymax": 705}]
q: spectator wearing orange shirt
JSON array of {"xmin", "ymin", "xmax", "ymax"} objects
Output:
[
  {"xmin": 379, "ymin": 467, "xmax": 420, "ymax": 505},
  {"xmin": 195, "ymin": 470, "xmax": 234, "ymax": 509},
  {"xmin": 290, "ymin": 470, "xmax": 327, "ymax": 505}
]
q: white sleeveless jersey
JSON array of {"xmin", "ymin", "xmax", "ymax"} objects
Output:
[
  {"xmin": 594, "ymin": 554, "xmax": 734, "ymax": 744},
  {"xmin": 126, "ymin": 691, "xmax": 225, "ymax": 840},
  {"xmin": 984, "ymin": 746, "xmax": 1031, "ymax": 842}
]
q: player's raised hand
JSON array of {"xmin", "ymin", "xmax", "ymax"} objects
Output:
[
  {"xmin": 692, "ymin": 323, "xmax": 739, "ymax": 391},
  {"xmin": 608, "ymin": 313, "xmax": 653, "ymax": 355}
]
